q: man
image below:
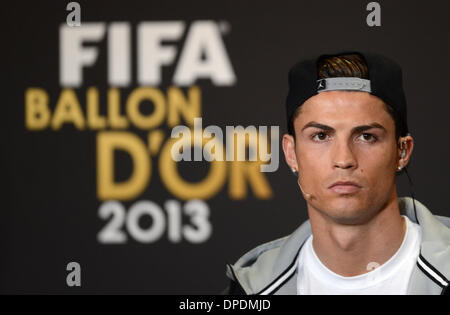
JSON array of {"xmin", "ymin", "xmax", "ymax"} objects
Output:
[{"xmin": 223, "ymin": 51, "xmax": 450, "ymax": 295}]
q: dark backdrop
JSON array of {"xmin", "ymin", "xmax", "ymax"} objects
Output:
[{"xmin": 1, "ymin": 0, "xmax": 449, "ymax": 294}]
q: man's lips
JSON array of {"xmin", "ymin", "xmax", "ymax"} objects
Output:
[{"xmin": 328, "ymin": 181, "xmax": 362, "ymax": 194}]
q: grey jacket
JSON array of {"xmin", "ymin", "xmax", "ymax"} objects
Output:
[{"xmin": 224, "ymin": 197, "xmax": 450, "ymax": 295}]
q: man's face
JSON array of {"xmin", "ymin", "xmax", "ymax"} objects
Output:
[{"xmin": 283, "ymin": 91, "xmax": 408, "ymax": 224}]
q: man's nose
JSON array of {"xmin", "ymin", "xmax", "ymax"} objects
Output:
[{"xmin": 332, "ymin": 139, "xmax": 357, "ymax": 170}]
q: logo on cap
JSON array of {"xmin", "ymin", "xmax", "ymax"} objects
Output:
[{"xmin": 317, "ymin": 79, "xmax": 326, "ymax": 91}]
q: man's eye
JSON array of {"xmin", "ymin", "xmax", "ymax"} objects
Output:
[
  {"xmin": 312, "ymin": 132, "xmax": 329, "ymax": 141},
  {"xmin": 359, "ymin": 133, "xmax": 377, "ymax": 142}
]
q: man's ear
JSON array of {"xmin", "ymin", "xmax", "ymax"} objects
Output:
[
  {"xmin": 398, "ymin": 134, "xmax": 414, "ymax": 168},
  {"xmin": 282, "ymin": 133, "xmax": 298, "ymax": 171}
]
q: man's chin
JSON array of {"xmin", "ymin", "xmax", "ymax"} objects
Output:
[{"xmin": 322, "ymin": 198, "xmax": 371, "ymax": 225}]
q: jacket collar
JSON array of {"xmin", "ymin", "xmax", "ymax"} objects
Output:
[
  {"xmin": 227, "ymin": 220, "xmax": 310, "ymax": 295},
  {"xmin": 400, "ymin": 197, "xmax": 450, "ymax": 294}
]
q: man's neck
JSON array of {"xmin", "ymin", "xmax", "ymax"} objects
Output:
[{"xmin": 307, "ymin": 194, "xmax": 406, "ymax": 277}]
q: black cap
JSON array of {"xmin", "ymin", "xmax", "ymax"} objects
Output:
[{"xmin": 286, "ymin": 51, "xmax": 409, "ymax": 137}]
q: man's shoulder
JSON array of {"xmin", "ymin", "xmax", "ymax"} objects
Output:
[
  {"xmin": 233, "ymin": 235, "xmax": 290, "ymax": 269},
  {"xmin": 435, "ymin": 215, "xmax": 450, "ymax": 229},
  {"xmin": 222, "ymin": 235, "xmax": 290, "ymax": 295},
  {"xmin": 232, "ymin": 218, "xmax": 312, "ymax": 270},
  {"xmin": 224, "ymin": 220, "xmax": 312, "ymax": 294}
]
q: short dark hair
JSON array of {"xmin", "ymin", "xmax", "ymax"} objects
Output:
[{"xmin": 288, "ymin": 53, "xmax": 402, "ymax": 142}]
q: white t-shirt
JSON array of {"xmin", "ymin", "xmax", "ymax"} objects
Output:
[{"xmin": 297, "ymin": 216, "xmax": 421, "ymax": 295}]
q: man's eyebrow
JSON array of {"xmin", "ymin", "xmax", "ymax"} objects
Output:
[{"xmin": 301, "ymin": 121, "xmax": 387, "ymax": 133}]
